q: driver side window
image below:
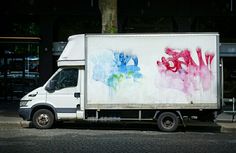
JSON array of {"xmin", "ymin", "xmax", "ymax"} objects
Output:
[{"xmin": 52, "ymin": 68, "xmax": 78, "ymax": 90}]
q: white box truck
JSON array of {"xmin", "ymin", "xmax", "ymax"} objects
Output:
[{"xmin": 19, "ymin": 33, "xmax": 220, "ymax": 131}]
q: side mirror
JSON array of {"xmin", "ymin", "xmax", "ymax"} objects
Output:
[{"xmin": 45, "ymin": 80, "xmax": 56, "ymax": 92}]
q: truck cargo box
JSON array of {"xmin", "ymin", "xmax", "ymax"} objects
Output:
[
  {"xmin": 59, "ymin": 33, "xmax": 220, "ymax": 110},
  {"xmin": 19, "ymin": 33, "xmax": 221, "ymax": 131}
]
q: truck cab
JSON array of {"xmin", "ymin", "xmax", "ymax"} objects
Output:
[{"xmin": 19, "ymin": 67, "xmax": 85, "ymax": 128}]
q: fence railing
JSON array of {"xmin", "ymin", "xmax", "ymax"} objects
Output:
[{"xmin": 223, "ymin": 97, "xmax": 236, "ymax": 121}]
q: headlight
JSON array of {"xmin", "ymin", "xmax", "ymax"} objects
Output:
[{"xmin": 20, "ymin": 100, "xmax": 31, "ymax": 107}]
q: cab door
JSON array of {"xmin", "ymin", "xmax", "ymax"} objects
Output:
[{"xmin": 46, "ymin": 68, "xmax": 80, "ymax": 120}]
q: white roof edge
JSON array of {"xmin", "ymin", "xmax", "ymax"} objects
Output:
[
  {"xmin": 84, "ymin": 32, "xmax": 219, "ymax": 37},
  {"xmin": 57, "ymin": 60, "xmax": 85, "ymax": 67},
  {"xmin": 68, "ymin": 34, "xmax": 85, "ymax": 41},
  {"xmin": 66, "ymin": 33, "xmax": 219, "ymax": 39}
]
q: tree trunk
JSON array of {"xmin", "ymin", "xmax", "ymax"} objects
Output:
[{"xmin": 99, "ymin": 0, "xmax": 118, "ymax": 33}]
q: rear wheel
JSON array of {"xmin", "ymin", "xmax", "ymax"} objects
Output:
[
  {"xmin": 32, "ymin": 109, "xmax": 54, "ymax": 129},
  {"xmin": 157, "ymin": 112, "xmax": 178, "ymax": 132}
]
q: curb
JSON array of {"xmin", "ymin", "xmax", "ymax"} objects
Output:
[
  {"xmin": 216, "ymin": 122, "xmax": 236, "ymax": 133},
  {"xmin": 221, "ymin": 127, "xmax": 236, "ymax": 133},
  {"xmin": 0, "ymin": 121, "xmax": 30, "ymax": 128},
  {"xmin": 0, "ymin": 119, "xmax": 236, "ymax": 133}
]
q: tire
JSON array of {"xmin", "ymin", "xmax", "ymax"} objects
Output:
[
  {"xmin": 32, "ymin": 109, "xmax": 54, "ymax": 129},
  {"xmin": 157, "ymin": 112, "xmax": 178, "ymax": 132}
]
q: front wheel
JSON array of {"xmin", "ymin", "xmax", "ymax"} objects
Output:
[
  {"xmin": 32, "ymin": 109, "xmax": 54, "ymax": 129},
  {"xmin": 157, "ymin": 112, "xmax": 178, "ymax": 132}
]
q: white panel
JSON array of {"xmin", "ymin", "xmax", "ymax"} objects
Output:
[
  {"xmin": 87, "ymin": 34, "xmax": 218, "ymax": 105},
  {"xmin": 57, "ymin": 113, "xmax": 76, "ymax": 120},
  {"xmin": 58, "ymin": 60, "xmax": 85, "ymax": 67},
  {"xmin": 57, "ymin": 34, "xmax": 85, "ymax": 66}
]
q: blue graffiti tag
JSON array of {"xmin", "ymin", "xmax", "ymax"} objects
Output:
[
  {"xmin": 92, "ymin": 51, "xmax": 142, "ymax": 90},
  {"xmin": 106, "ymin": 51, "xmax": 142, "ymax": 89}
]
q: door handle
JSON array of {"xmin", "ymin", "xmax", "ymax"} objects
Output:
[{"xmin": 74, "ymin": 92, "xmax": 80, "ymax": 98}]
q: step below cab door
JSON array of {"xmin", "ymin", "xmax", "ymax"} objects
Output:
[{"xmin": 45, "ymin": 68, "xmax": 81, "ymax": 120}]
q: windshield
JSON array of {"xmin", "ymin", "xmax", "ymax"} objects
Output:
[{"xmin": 50, "ymin": 68, "xmax": 78, "ymax": 90}]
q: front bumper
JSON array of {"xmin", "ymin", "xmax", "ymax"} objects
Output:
[{"xmin": 18, "ymin": 108, "xmax": 32, "ymax": 121}]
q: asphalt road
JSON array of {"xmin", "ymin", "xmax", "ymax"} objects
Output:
[{"xmin": 0, "ymin": 123, "xmax": 236, "ymax": 153}]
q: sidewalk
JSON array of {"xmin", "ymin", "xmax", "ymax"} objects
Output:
[
  {"xmin": 0, "ymin": 100, "xmax": 29, "ymax": 128},
  {"xmin": 0, "ymin": 100, "xmax": 236, "ymax": 132},
  {"xmin": 215, "ymin": 112, "xmax": 236, "ymax": 133}
]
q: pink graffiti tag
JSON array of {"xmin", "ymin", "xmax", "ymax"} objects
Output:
[{"xmin": 156, "ymin": 48, "xmax": 215, "ymax": 94}]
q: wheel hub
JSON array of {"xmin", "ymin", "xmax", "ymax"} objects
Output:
[
  {"xmin": 37, "ymin": 114, "xmax": 49, "ymax": 126},
  {"xmin": 162, "ymin": 117, "xmax": 174, "ymax": 129}
]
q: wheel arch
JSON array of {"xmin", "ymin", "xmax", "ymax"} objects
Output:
[
  {"xmin": 154, "ymin": 110, "xmax": 181, "ymax": 120},
  {"xmin": 30, "ymin": 103, "xmax": 58, "ymax": 121},
  {"xmin": 154, "ymin": 110, "xmax": 185, "ymax": 132}
]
